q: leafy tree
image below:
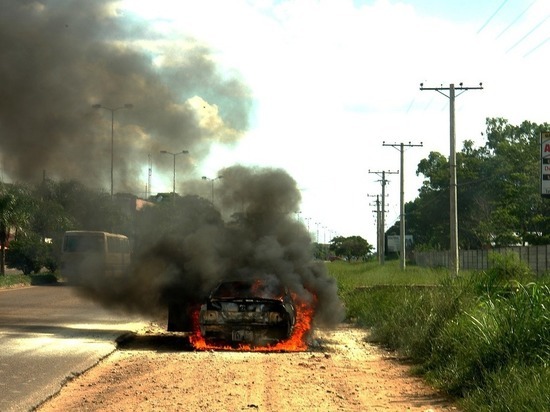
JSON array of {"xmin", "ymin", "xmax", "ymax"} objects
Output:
[
  {"xmin": 417, "ymin": 151, "xmax": 449, "ymax": 191},
  {"xmin": 39, "ymin": 179, "xmax": 128, "ymax": 234},
  {"xmin": 312, "ymin": 242, "xmax": 329, "ymax": 260},
  {"xmin": 32, "ymin": 179, "xmax": 74, "ymax": 240},
  {"xmin": 455, "ymin": 140, "xmax": 494, "ymax": 248},
  {"xmin": 483, "ymin": 118, "xmax": 550, "ymax": 245},
  {"xmin": 406, "ymin": 152, "xmax": 450, "ymax": 250},
  {"xmin": 0, "ymin": 184, "xmax": 34, "ymax": 275},
  {"xmin": 329, "ymin": 235, "xmax": 373, "ymax": 261},
  {"xmin": 6, "ymin": 233, "xmax": 46, "ymax": 275},
  {"xmin": 408, "ymin": 118, "xmax": 550, "ymax": 251}
]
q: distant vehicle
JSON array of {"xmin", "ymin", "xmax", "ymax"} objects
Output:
[
  {"xmin": 198, "ymin": 279, "xmax": 297, "ymax": 346},
  {"xmin": 61, "ymin": 231, "xmax": 131, "ymax": 283}
]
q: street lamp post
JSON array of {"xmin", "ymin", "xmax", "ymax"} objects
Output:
[
  {"xmin": 202, "ymin": 175, "xmax": 223, "ymax": 205},
  {"xmin": 160, "ymin": 150, "xmax": 189, "ymax": 201},
  {"xmin": 92, "ymin": 103, "xmax": 133, "ymax": 198},
  {"xmin": 315, "ymin": 222, "xmax": 320, "ymax": 244}
]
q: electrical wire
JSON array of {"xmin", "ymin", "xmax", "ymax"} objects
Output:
[
  {"xmin": 478, "ymin": 0, "xmax": 510, "ymax": 34},
  {"xmin": 506, "ymin": 14, "xmax": 549, "ymax": 53},
  {"xmin": 496, "ymin": 1, "xmax": 537, "ymax": 39},
  {"xmin": 523, "ymin": 35, "xmax": 549, "ymax": 57}
]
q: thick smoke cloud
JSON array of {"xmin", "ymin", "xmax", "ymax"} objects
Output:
[
  {"xmin": 0, "ymin": 0, "xmax": 251, "ymax": 191},
  {"xmin": 81, "ymin": 165, "xmax": 345, "ymax": 328},
  {"xmin": 1, "ymin": 1, "xmax": 344, "ymax": 328}
]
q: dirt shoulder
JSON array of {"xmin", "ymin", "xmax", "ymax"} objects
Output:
[{"xmin": 37, "ymin": 324, "xmax": 459, "ymax": 411}]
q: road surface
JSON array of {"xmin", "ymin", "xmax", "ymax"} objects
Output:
[{"xmin": 0, "ymin": 283, "xmax": 148, "ymax": 411}]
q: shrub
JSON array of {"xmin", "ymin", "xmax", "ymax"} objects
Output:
[
  {"xmin": 475, "ymin": 252, "xmax": 533, "ymax": 295},
  {"xmin": 6, "ymin": 234, "xmax": 54, "ymax": 275}
]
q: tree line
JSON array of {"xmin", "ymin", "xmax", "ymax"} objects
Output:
[
  {"xmin": 3, "ymin": 117, "xmax": 548, "ymax": 272},
  {"xmin": 386, "ymin": 117, "xmax": 550, "ymax": 251},
  {"xmin": 0, "ymin": 180, "xmax": 134, "ymax": 275}
]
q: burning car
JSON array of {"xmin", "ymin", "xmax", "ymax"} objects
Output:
[{"xmin": 198, "ymin": 279, "xmax": 296, "ymax": 346}]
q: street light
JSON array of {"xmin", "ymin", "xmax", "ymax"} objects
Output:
[
  {"xmin": 160, "ymin": 149, "xmax": 189, "ymax": 200},
  {"xmin": 202, "ymin": 175, "xmax": 223, "ymax": 205},
  {"xmin": 92, "ymin": 103, "xmax": 133, "ymax": 198}
]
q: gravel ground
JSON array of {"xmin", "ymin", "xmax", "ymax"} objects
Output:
[{"xmin": 37, "ymin": 323, "xmax": 459, "ymax": 411}]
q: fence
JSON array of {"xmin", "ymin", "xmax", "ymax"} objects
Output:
[{"xmin": 414, "ymin": 245, "xmax": 550, "ymax": 275}]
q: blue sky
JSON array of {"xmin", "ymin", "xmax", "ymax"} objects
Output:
[{"xmin": 122, "ymin": 0, "xmax": 549, "ymax": 247}]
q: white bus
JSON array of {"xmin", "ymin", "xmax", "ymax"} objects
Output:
[{"xmin": 61, "ymin": 231, "xmax": 131, "ymax": 283}]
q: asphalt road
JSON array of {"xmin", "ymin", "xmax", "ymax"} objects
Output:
[{"xmin": 0, "ymin": 283, "xmax": 149, "ymax": 412}]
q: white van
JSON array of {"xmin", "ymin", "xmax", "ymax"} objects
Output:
[{"xmin": 61, "ymin": 231, "xmax": 131, "ymax": 283}]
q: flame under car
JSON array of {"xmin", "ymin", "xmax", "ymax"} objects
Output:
[{"xmin": 199, "ymin": 279, "xmax": 296, "ymax": 346}]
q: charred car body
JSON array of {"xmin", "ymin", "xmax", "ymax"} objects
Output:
[{"xmin": 199, "ymin": 279, "xmax": 296, "ymax": 346}]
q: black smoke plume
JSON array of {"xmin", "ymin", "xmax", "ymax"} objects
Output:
[
  {"xmin": 0, "ymin": 0, "xmax": 251, "ymax": 191},
  {"xmin": 1, "ymin": 1, "xmax": 344, "ymax": 328},
  {"xmin": 80, "ymin": 165, "xmax": 345, "ymax": 328}
]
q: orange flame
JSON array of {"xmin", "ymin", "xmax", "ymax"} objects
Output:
[{"xmin": 189, "ymin": 294, "xmax": 315, "ymax": 352}]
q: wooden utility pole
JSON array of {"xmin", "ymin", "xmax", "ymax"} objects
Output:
[
  {"xmin": 367, "ymin": 194, "xmax": 381, "ymax": 264},
  {"xmin": 383, "ymin": 141, "xmax": 423, "ymax": 270},
  {"xmin": 369, "ymin": 170, "xmax": 398, "ymax": 265},
  {"xmin": 375, "ymin": 195, "xmax": 381, "ymax": 263},
  {"xmin": 419, "ymin": 82, "xmax": 483, "ymax": 277}
]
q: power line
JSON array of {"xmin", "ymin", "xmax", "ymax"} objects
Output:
[
  {"xmin": 523, "ymin": 35, "xmax": 549, "ymax": 57},
  {"xmin": 478, "ymin": 0, "xmax": 510, "ymax": 34},
  {"xmin": 496, "ymin": 0, "xmax": 537, "ymax": 39},
  {"xmin": 406, "ymin": 97, "xmax": 415, "ymax": 113},
  {"xmin": 506, "ymin": 14, "xmax": 549, "ymax": 53}
]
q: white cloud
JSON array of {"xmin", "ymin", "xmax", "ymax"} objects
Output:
[{"xmin": 123, "ymin": 0, "xmax": 550, "ymax": 246}]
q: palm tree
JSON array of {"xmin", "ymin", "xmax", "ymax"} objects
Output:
[{"xmin": 0, "ymin": 184, "xmax": 33, "ymax": 275}]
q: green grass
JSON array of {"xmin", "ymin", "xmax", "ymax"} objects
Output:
[
  {"xmin": 460, "ymin": 364, "xmax": 550, "ymax": 412},
  {"xmin": 0, "ymin": 272, "xmax": 29, "ymax": 288},
  {"xmin": 329, "ymin": 260, "xmax": 451, "ymax": 291},
  {"xmin": 327, "ymin": 257, "xmax": 550, "ymax": 412},
  {"xmin": 0, "ymin": 272, "xmax": 58, "ymax": 288}
]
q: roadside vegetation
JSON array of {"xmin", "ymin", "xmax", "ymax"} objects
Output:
[
  {"xmin": 403, "ymin": 119, "xmax": 550, "ymax": 251},
  {"xmin": 328, "ymin": 257, "xmax": 550, "ymax": 411},
  {"xmin": 0, "ymin": 178, "xmax": 147, "ymax": 278},
  {"xmin": 0, "ymin": 272, "xmax": 29, "ymax": 288},
  {"xmin": 0, "ymin": 271, "xmax": 58, "ymax": 288}
]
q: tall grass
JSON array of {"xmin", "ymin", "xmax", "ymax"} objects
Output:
[
  {"xmin": 332, "ymin": 261, "xmax": 470, "ymax": 358},
  {"xmin": 425, "ymin": 282, "xmax": 550, "ymax": 396},
  {"xmin": 460, "ymin": 364, "xmax": 550, "ymax": 412},
  {"xmin": 328, "ymin": 255, "xmax": 550, "ymax": 411}
]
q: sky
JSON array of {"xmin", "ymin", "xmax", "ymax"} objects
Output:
[
  {"xmin": 3, "ymin": 0, "xmax": 548, "ymax": 248},
  {"xmin": 119, "ymin": 0, "xmax": 549, "ymax": 247}
]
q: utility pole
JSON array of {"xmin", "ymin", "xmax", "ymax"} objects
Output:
[
  {"xmin": 383, "ymin": 141, "xmax": 423, "ymax": 270},
  {"xmin": 160, "ymin": 150, "xmax": 189, "ymax": 203},
  {"xmin": 420, "ymin": 82, "xmax": 483, "ymax": 277},
  {"xmin": 369, "ymin": 170, "xmax": 398, "ymax": 264},
  {"xmin": 367, "ymin": 194, "xmax": 381, "ymax": 264},
  {"xmin": 202, "ymin": 175, "xmax": 223, "ymax": 206},
  {"xmin": 147, "ymin": 153, "xmax": 152, "ymax": 199},
  {"xmin": 92, "ymin": 103, "xmax": 133, "ymax": 199},
  {"xmin": 375, "ymin": 195, "xmax": 382, "ymax": 265}
]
